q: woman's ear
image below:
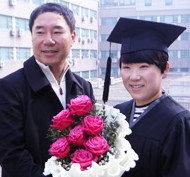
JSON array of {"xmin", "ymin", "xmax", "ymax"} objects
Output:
[{"xmin": 163, "ymin": 62, "xmax": 170, "ymax": 79}]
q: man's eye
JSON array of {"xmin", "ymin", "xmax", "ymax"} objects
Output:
[
  {"xmin": 36, "ymin": 31, "xmax": 44, "ymax": 34},
  {"xmin": 54, "ymin": 31, "xmax": 62, "ymax": 34}
]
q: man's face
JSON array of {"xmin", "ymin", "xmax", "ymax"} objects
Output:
[
  {"xmin": 31, "ymin": 12, "xmax": 76, "ymax": 68},
  {"xmin": 121, "ymin": 62, "xmax": 168, "ymax": 106}
]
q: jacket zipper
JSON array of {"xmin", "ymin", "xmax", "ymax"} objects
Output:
[{"xmin": 59, "ymin": 86, "xmax": 63, "ymax": 95}]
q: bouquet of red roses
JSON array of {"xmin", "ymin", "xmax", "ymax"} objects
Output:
[{"xmin": 43, "ymin": 95, "xmax": 138, "ymax": 177}]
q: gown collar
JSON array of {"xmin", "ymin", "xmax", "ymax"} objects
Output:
[{"xmin": 129, "ymin": 92, "xmax": 167, "ymax": 128}]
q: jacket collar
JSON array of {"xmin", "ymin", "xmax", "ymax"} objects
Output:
[
  {"xmin": 24, "ymin": 56, "xmax": 49, "ymax": 92},
  {"xmin": 23, "ymin": 56, "xmax": 83, "ymax": 93},
  {"xmin": 65, "ymin": 69, "xmax": 84, "ymax": 103}
]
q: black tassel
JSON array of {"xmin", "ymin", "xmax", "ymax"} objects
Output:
[{"xmin": 102, "ymin": 56, "xmax": 112, "ymax": 103}]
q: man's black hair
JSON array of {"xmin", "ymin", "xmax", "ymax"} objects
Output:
[{"xmin": 29, "ymin": 3, "xmax": 76, "ymax": 32}]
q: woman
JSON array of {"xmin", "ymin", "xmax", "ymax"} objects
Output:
[{"xmin": 106, "ymin": 17, "xmax": 190, "ymax": 177}]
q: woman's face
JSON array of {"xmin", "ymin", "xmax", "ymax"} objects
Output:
[
  {"xmin": 121, "ymin": 62, "xmax": 169, "ymax": 106},
  {"xmin": 31, "ymin": 12, "xmax": 76, "ymax": 69}
]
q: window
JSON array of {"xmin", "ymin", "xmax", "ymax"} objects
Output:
[
  {"xmin": 81, "ymin": 28, "xmax": 89, "ymax": 38},
  {"xmin": 75, "ymin": 27, "xmax": 80, "ymax": 37},
  {"xmin": 32, "ymin": 0, "xmax": 44, "ymax": 4},
  {"xmin": 46, "ymin": 0, "xmax": 58, "ymax": 2},
  {"xmin": 181, "ymin": 32, "xmax": 189, "ymax": 41},
  {"xmin": 100, "ymin": 0, "xmax": 118, "ymax": 7},
  {"xmin": 71, "ymin": 4, "xmax": 79, "ymax": 15},
  {"xmin": 101, "ymin": 51, "xmax": 109, "ymax": 58},
  {"xmin": 144, "ymin": 0, "xmax": 152, "ymax": 6},
  {"xmin": 90, "ymin": 30, "xmax": 97, "ymax": 39},
  {"xmin": 0, "ymin": 47, "xmax": 13, "ymax": 60},
  {"xmin": 119, "ymin": 0, "xmax": 135, "ymax": 6},
  {"xmin": 81, "ymin": 7, "xmax": 89, "ymax": 18},
  {"xmin": 101, "ymin": 17, "xmax": 118, "ymax": 26},
  {"xmin": 90, "ymin": 10, "xmax": 97, "ymax": 20},
  {"xmin": 101, "ymin": 67, "xmax": 114, "ymax": 77},
  {"xmin": 82, "ymin": 71, "xmax": 89, "ymax": 79},
  {"xmin": 168, "ymin": 50, "xmax": 178, "ymax": 58},
  {"xmin": 16, "ymin": 48, "xmax": 31, "ymax": 60},
  {"xmin": 19, "ymin": 0, "xmax": 30, "ymax": 2},
  {"xmin": 112, "ymin": 67, "xmax": 118, "ymax": 77},
  {"xmin": 0, "ymin": 15, "xmax": 12, "ymax": 29},
  {"xmin": 90, "ymin": 70, "xmax": 97, "ymax": 78},
  {"xmin": 72, "ymin": 49, "xmax": 80, "ymax": 59},
  {"xmin": 15, "ymin": 17, "xmax": 29, "ymax": 30},
  {"xmin": 81, "ymin": 50, "xmax": 89, "ymax": 59},
  {"xmin": 111, "ymin": 50, "xmax": 118, "ymax": 58},
  {"xmin": 169, "ymin": 68, "xmax": 178, "ymax": 72},
  {"xmin": 160, "ymin": 15, "xmax": 178, "ymax": 24},
  {"xmin": 139, "ymin": 16, "xmax": 157, "ymax": 22},
  {"xmin": 180, "ymin": 50, "xmax": 189, "ymax": 58},
  {"xmin": 165, "ymin": 0, "xmax": 172, "ymax": 5},
  {"xmin": 180, "ymin": 68, "xmax": 189, "ymax": 72},
  {"xmin": 100, "ymin": 34, "xmax": 108, "ymax": 42},
  {"xmin": 90, "ymin": 50, "xmax": 97, "ymax": 59},
  {"xmin": 181, "ymin": 15, "xmax": 189, "ymax": 23},
  {"xmin": 101, "ymin": 67, "xmax": 106, "ymax": 75},
  {"xmin": 59, "ymin": 0, "xmax": 69, "ymax": 7}
]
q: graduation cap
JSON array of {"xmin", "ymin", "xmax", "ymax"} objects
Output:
[{"xmin": 102, "ymin": 17, "xmax": 186, "ymax": 103}]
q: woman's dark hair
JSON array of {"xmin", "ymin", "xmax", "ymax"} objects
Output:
[
  {"xmin": 119, "ymin": 50, "xmax": 169, "ymax": 73},
  {"xmin": 29, "ymin": 3, "xmax": 76, "ymax": 32}
]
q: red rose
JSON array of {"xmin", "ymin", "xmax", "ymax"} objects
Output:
[
  {"xmin": 50, "ymin": 109, "xmax": 74, "ymax": 131},
  {"xmin": 68, "ymin": 124, "xmax": 86, "ymax": 146},
  {"xmin": 84, "ymin": 136, "xmax": 109, "ymax": 156},
  {"xmin": 82, "ymin": 115, "xmax": 104, "ymax": 135},
  {"xmin": 67, "ymin": 95, "xmax": 93, "ymax": 116},
  {"xmin": 70, "ymin": 149, "xmax": 98, "ymax": 170},
  {"xmin": 49, "ymin": 137, "xmax": 70, "ymax": 158}
]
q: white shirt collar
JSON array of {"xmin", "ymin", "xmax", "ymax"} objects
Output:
[{"xmin": 35, "ymin": 59, "xmax": 70, "ymax": 108}]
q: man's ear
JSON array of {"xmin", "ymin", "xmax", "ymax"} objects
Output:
[
  {"xmin": 163, "ymin": 62, "xmax": 170, "ymax": 79},
  {"xmin": 71, "ymin": 31, "xmax": 76, "ymax": 43}
]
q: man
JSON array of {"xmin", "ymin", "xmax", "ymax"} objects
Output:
[
  {"xmin": 105, "ymin": 18, "xmax": 190, "ymax": 177},
  {"xmin": 0, "ymin": 3, "xmax": 94, "ymax": 177}
]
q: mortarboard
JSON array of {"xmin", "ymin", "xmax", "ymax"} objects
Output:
[
  {"xmin": 102, "ymin": 17, "xmax": 186, "ymax": 103},
  {"xmin": 107, "ymin": 17, "xmax": 186, "ymax": 54}
]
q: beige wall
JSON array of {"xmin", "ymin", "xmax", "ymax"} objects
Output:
[{"xmin": 0, "ymin": 60, "xmax": 23, "ymax": 78}]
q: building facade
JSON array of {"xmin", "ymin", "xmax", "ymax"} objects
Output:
[
  {"xmin": 0, "ymin": 0, "xmax": 99, "ymax": 81},
  {"xmin": 99, "ymin": 0, "xmax": 190, "ymax": 78}
]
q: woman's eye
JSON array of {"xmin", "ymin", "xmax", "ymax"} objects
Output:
[
  {"xmin": 140, "ymin": 65, "xmax": 149, "ymax": 68},
  {"xmin": 122, "ymin": 65, "xmax": 130, "ymax": 69}
]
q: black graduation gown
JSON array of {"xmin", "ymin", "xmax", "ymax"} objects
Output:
[{"xmin": 115, "ymin": 95, "xmax": 190, "ymax": 177}]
